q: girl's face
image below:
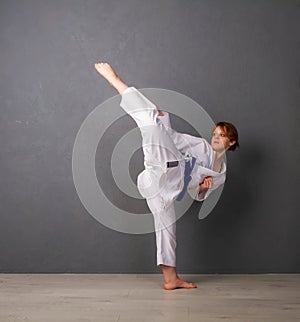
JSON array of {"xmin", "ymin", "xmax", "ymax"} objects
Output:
[{"xmin": 211, "ymin": 126, "xmax": 234, "ymax": 152}]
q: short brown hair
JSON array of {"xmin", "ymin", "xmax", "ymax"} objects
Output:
[{"xmin": 215, "ymin": 121, "xmax": 240, "ymax": 151}]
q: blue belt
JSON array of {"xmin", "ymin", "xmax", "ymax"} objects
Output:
[{"xmin": 176, "ymin": 156, "xmax": 196, "ymax": 201}]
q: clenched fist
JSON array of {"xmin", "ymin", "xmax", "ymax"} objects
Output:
[{"xmin": 199, "ymin": 176, "xmax": 213, "ymax": 193}]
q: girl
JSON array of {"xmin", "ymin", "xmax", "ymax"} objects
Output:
[{"xmin": 94, "ymin": 62, "xmax": 239, "ymax": 290}]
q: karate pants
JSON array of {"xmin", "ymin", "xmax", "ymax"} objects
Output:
[{"xmin": 120, "ymin": 87, "xmax": 185, "ymax": 267}]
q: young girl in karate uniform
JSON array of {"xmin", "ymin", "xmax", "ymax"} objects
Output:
[{"xmin": 94, "ymin": 62, "xmax": 239, "ymax": 290}]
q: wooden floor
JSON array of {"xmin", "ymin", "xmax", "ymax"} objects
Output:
[{"xmin": 0, "ymin": 274, "xmax": 299, "ymax": 321}]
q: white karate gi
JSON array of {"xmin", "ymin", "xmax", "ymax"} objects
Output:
[{"xmin": 120, "ymin": 87, "xmax": 226, "ymax": 267}]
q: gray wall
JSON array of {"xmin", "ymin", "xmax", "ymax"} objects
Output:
[{"xmin": 0, "ymin": 0, "xmax": 299, "ymax": 273}]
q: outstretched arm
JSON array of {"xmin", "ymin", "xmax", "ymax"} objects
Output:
[{"xmin": 94, "ymin": 62, "xmax": 129, "ymax": 95}]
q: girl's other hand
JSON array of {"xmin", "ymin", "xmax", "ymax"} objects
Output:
[{"xmin": 199, "ymin": 176, "xmax": 213, "ymax": 193}]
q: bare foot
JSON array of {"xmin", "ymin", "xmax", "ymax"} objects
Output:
[
  {"xmin": 94, "ymin": 62, "xmax": 119, "ymax": 86},
  {"xmin": 164, "ymin": 278, "xmax": 197, "ymax": 290}
]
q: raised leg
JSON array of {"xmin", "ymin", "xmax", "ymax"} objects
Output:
[{"xmin": 120, "ymin": 88, "xmax": 184, "ymax": 169}]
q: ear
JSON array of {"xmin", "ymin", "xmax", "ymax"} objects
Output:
[{"xmin": 229, "ymin": 140, "xmax": 236, "ymax": 147}]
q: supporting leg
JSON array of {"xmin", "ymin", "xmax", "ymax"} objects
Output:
[
  {"xmin": 149, "ymin": 199, "xmax": 197, "ymax": 290},
  {"xmin": 150, "ymin": 200, "xmax": 177, "ymax": 267}
]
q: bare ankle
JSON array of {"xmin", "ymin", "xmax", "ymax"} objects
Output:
[{"xmin": 160, "ymin": 264, "xmax": 177, "ymax": 283}]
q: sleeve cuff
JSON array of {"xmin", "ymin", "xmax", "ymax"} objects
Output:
[
  {"xmin": 122, "ymin": 86, "xmax": 137, "ymax": 95},
  {"xmin": 196, "ymin": 190, "xmax": 208, "ymax": 202}
]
